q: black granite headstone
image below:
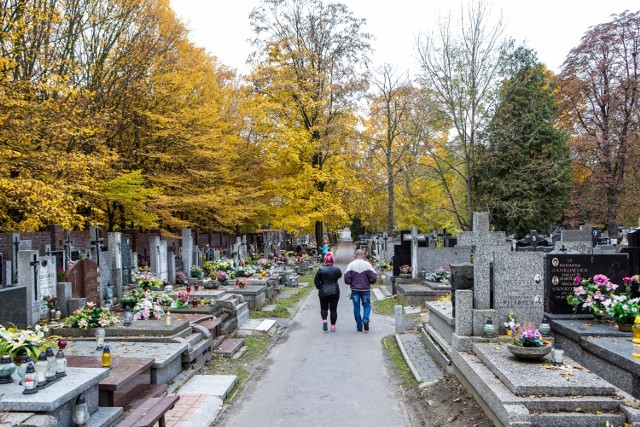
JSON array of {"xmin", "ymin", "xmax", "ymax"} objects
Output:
[
  {"xmin": 121, "ymin": 239, "xmax": 131, "ymax": 285},
  {"xmin": 392, "ymin": 231, "xmax": 412, "ymax": 277},
  {"xmin": 545, "ymin": 253, "xmax": 630, "ymax": 315}
]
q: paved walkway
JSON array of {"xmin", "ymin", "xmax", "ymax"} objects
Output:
[{"xmin": 218, "ymin": 236, "xmax": 413, "ymax": 427}]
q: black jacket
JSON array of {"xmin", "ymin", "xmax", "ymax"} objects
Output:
[{"xmin": 314, "ymin": 265, "xmax": 342, "ymax": 297}]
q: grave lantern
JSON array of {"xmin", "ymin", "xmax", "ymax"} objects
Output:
[
  {"xmin": 0, "ymin": 354, "xmax": 16, "ymax": 384},
  {"xmin": 123, "ymin": 307, "xmax": 133, "ymax": 327},
  {"xmin": 101, "ymin": 345, "xmax": 111, "ymax": 368},
  {"xmin": 35, "ymin": 352, "xmax": 48, "ymax": 387},
  {"xmin": 539, "ymin": 317, "xmax": 551, "ymax": 337},
  {"xmin": 16, "ymin": 355, "xmax": 32, "ymax": 385},
  {"xmin": 552, "ymin": 341, "xmax": 564, "ymax": 366},
  {"xmin": 73, "ymin": 393, "xmax": 90, "ymax": 425},
  {"xmin": 22, "ymin": 363, "xmax": 37, "ymax": 394},
  {"xmin": 633, "ymin": 315, "xmax": 640, "ymax": 344},
  {"xmin": 45, "ymin": 347, "xmax": 57, "ymax": 382},
  {"xmin": 95, "ymin": 328, "xmax": 105, "ymax": 351},
  {"xmin": 56, "ymin": 339, "xmax": 67, "ymax": 377},
  {"xmin": 483, "ymin": 318, "xmax": 496, "ymax": 338}
]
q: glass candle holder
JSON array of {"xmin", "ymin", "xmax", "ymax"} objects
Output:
[
  {"xmin": 95, "ymin": 328, "xmax": 105, "ymax": 351},
  {"xmin": 45, "ymin": 347, "xmax": 57, "ymax": 382},
  {"xmin": 191, "ymin": 298, "xmax": 198, "ymax": 308},
  {"xmin": 101, "ymin": 345, "xmax": 111, "ymax": 368},
  {"xmin": 552, "ymin": 342, "xmax": 564, "ymax": 366},
  {"xmin": 73, "ymin": 393, "xmax": 90, "ymax": 425},
  {"xmin": 186, "ymin": 285, "xmax": 191, "ymax": 293},
  {"xmin": 194, "ymin": 283, "xmax": 199, "ymax": 291},
  {"xmin": 22, "ymin": 363, "xmax": 37, "ymax": 394},
  {"xmin": 35, "ymin": 352, "xmax": 48, "ymax": 387}
]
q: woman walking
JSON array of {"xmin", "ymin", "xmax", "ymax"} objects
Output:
[{"xmin": 313, "ymin": 252, "xmax": 342, "ymax": 332}]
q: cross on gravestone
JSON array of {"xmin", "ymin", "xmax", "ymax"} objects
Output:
[
  {"xmin": 458, "ymin": 212, "xmax": 511, "ymax": 310},
  {"xmin": 90, "ymin": 228, "xmax": 104, "ymax": 266},
  {"xmin": 63, "ymin": 231, "xmax": 74, "ymax": 262},
  {"xmin": 524, "ymin": 230, "xmax": 542, "ymax": 250},
  {"xmin": 29, "ymin": 254, "xmax": 39, "ymax": 300},
  {"xmin": 403, "ymin": 226, "xmax": 427, "ymax": 278},
  {"xmin": 12, "ymin": 235, "xmax": 19, "ymax": 284}
]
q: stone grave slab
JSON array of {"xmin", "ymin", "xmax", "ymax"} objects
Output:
[
  {"xmin": 0, "ymin": 367, "xmax": 109, "ymax": 427},
  {"xmin": 213, "ymin": 338, "xmax": 244, "ymax": 357},
  {"xmin": 169, "ymin": 305, "xmax": 218, "ymax": 315},
  {"xmin": 56, "ymin": 319, "xmax": 191, "ymax": 338},
  {"xmin": 582, "ymin": 336, "xmax": 640, "ymax": 378},
  {"xmin": 228, "ymin": 286, "xmax": 266, "ymax": 310},
  {"xmin": 255, "ymin": 319, "xmax": 277, "ymax": 332},
  {"xmin": 238, "ymin": 319, "xmax": 262, "ymax": 331},
  {"xmin": 177, "ymin": 375, "xmax": 237, "ymax": 399},
  {"xmin": 551, "ymin": 318, "xmax": 631, "ymax": 341},
  {"xmin": 64, "ymin": 339, "xmax": 187, "ymax": 385},
  {"xmin": 67, "ymin": 258, "xmax": 100, "ymax": 306},
  {"xmin": 262, "ymin": 304, "xmax": 276, "ymax": 312},
  {"xmin": 372, "ymin": 288, "xmax": 386, "ymax": 301},
  {"xmin": 473, "ymin": 342, "xmax": 616, "ymax": 397}
]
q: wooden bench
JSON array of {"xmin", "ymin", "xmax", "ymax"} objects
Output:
[{"xmin": 116, "ymin": 394, "xmax": 180, "ymax": 427}]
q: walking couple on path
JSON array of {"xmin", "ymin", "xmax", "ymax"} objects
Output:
[{"xmin": 313, "ymin": 249, "xmax": 377, "ymax": 332}]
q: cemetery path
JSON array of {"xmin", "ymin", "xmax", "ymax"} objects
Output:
[{"xmin": 219, "ymin": 238, "xmax": 413, "ymax": 427}]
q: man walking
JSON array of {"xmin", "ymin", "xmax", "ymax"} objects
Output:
[{"xmin": 344, "ymin": 249, "xmax": 377, "ymax": 332}]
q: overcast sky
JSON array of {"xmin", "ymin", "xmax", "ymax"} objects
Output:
[{"xmin": 169, "ymin": 0, "xmax": 639, "ymax": 77}]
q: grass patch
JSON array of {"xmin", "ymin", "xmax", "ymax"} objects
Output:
[
  {"xmin": 374, "ymin": 297, "xmax": 400, "ymax": 316},
  {"xmin": 383, "ymin": 335, "xmax": 418, "ymax": 390}
]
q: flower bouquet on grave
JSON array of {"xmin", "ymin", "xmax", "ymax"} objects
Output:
[
  {"xmin": 503, "ymin": 310, "xmax": 520, "ymax": 338},
  {"xmin": 132, "ymin": 296, "xmax": 165, "ymax": 320},
  {"xmin": 43, "ymin": 296, "xmax": 58, "ymax": 311},
  {"xmin": 507, "ymin": 324, "xmax": 552, "ymax": 360},
  {"xmin": 170, "ymin": 291, "xmax": 189, "ymax": 308},
  {"xmin": 605, "ymin": 277, "xmax": 640, "ymax": 330},
  {"xmin": 425, "ymin": 267, "xmax": 451, "ymax": 283},
  {"xmin": 399, "ymin": 264, "xmax": 412, "ymax": 275},
  {"xmin": 56, "ymin": 268, "xmax": 66, "ymax": 282},
  {"xmin": 119, "ymin": 294, "xmax": 138, "ymax": 310},
  {"xmin": 64, "ymin": 306, "xmax": 121, "ymax": 330},
  {"xmin": 190, "ymin": 266, "xmax": 204, "ymax": 279},
  {"xmin": 175, "ymin": 271, "xmax": 188, "ymax": 285},
  {"xmin": 217, "ymin": 272, "xmax": 229, "ymax": 286},
  {"xmin": 567, "ymin": 274, "xmax": 618, "ymax": 320},
  {"xmin": 0, "ymin": 324, "xmax": 54, "ymax": 360},
  {"xmin": 132, "ymin": 271, "xmax": 163, "ymax": 289}
]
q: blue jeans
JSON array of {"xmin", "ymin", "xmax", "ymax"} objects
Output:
[{"xmin": 351, "ymin": 290, "xmax": 371, "ymax": 331}]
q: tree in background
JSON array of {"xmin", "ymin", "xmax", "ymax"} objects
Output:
[
  {"xmin": 364, "ymin": 65, "xmax": 413, "ymax": 235},
  {"xmin": 416, "ymin": 0, "xmax": 511, "ymax": 230},
  {"xmin": 558, "ymin": 11, "xmax": 640, "ymax": 236},
  {"xmin": 474, "ymin": 47, "xmax": 571, "ymax": 237},
  {"xmin": 248, "ymin": 0, "xmax": 371, "ymax": 249}
]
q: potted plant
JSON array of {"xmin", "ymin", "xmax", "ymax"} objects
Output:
[{"xmin": 191, "ymin": 266, "xmax": 204, "ymax": 279}]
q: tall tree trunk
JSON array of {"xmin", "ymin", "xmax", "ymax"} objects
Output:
[
  {"xmin": 387, "ymin": 164, "xmax": 394, "ymax": 235},
  {"xmin": 315, "ymin": 221, "xmax": 323, "ymax": 251}
]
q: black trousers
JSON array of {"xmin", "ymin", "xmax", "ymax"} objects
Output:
[{"xmin": 319, "ymin": 293, "xmax": 340, "ymax": 325}]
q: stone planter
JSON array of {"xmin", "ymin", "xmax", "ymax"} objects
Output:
[
  {"xmin": 617, "ymin": 322, "xmax": 633, "ymax": 333},
  {"xmin": 399, "ymin": 274, "xmax": 412, "ymax": 278},
  {"xmin": 506, "ymin": 343, "xmax": 552, "ymax": 361}
]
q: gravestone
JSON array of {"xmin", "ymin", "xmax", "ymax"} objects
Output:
[
  {"xmin": 4, "ymin": 260, "xmax": 11, "ymax": 287},
  {"xmin": 99, "ymin": 250, "xmax": 112, "ymax": 305},
  {"xmin": 492, "ymin": 252, "xmax": 545, "ymax": 329},
  {"xmin": 555, "ymin": 229, "xmax": 593, "ymax": 254},
  {"xmin": 620, "ymin": 228, "xmax": 640, "ymax": 275},
  {"xmin": 449, "ymin": 263, "xmax": 474, "ymax": 318},
  {"xmin": 88, "ymin": 225, "xmax": 104, "ymax": 264},
  {"xmin": 50, "ymin": 250, "xmax": 65, "ymax": 278},
  {"xmin": 56, "ymin": 281, "xmax": 72, "ymax": 317},
  {"xmin": 182, "ymin": 228, "xmax": 193, "ymax": 278},
  {"xmin": 167, "ymin": 246, "xmax": 176, "ymax": 285},
  {"xmin": 402, "ymin": 226, "xmax": 426, "ymax": 278},
  {"xmin": 36, "ymin": 255, "xmax": 57, "ymax": 319},
  {"xmin": 121, "ymin": 238, "xmax": 131, "ymax": 285},
  {"xmin": 17, "ymin": 250, "xmax": 41, "ymax": 326},
  {"xmin": 149, "ymin": 236, "xmax": 168, "ymax": 281},
  {"xmin": 67, "ymin": 258, "xmax": 100, "ymax": 306},
  {"xmin": 417, "ymin": 247, "xmax": 472, "ymax": 275},
  {"xmin": 108, "ymin": 232, "xmax": 123, "ymax": 297},
  {"xmin": 457, "ymin": 212, "xmax": 511, "ymax": 310},
  {"xmin": 392, "ymin": 230, "xmax": 412, "ymax": 277},
  {"xmin": 545, "ymin": 253, "xmax": 630, "ymax": 315}
]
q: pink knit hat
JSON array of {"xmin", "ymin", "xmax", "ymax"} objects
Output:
[{"xmin": 324, "ymin": 252, "xmax": 334, "ymax": 265}]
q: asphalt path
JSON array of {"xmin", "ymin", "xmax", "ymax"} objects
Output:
[{"xmin": 220, "ymin": 231, "xmax": 411, "ymax": 427}]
